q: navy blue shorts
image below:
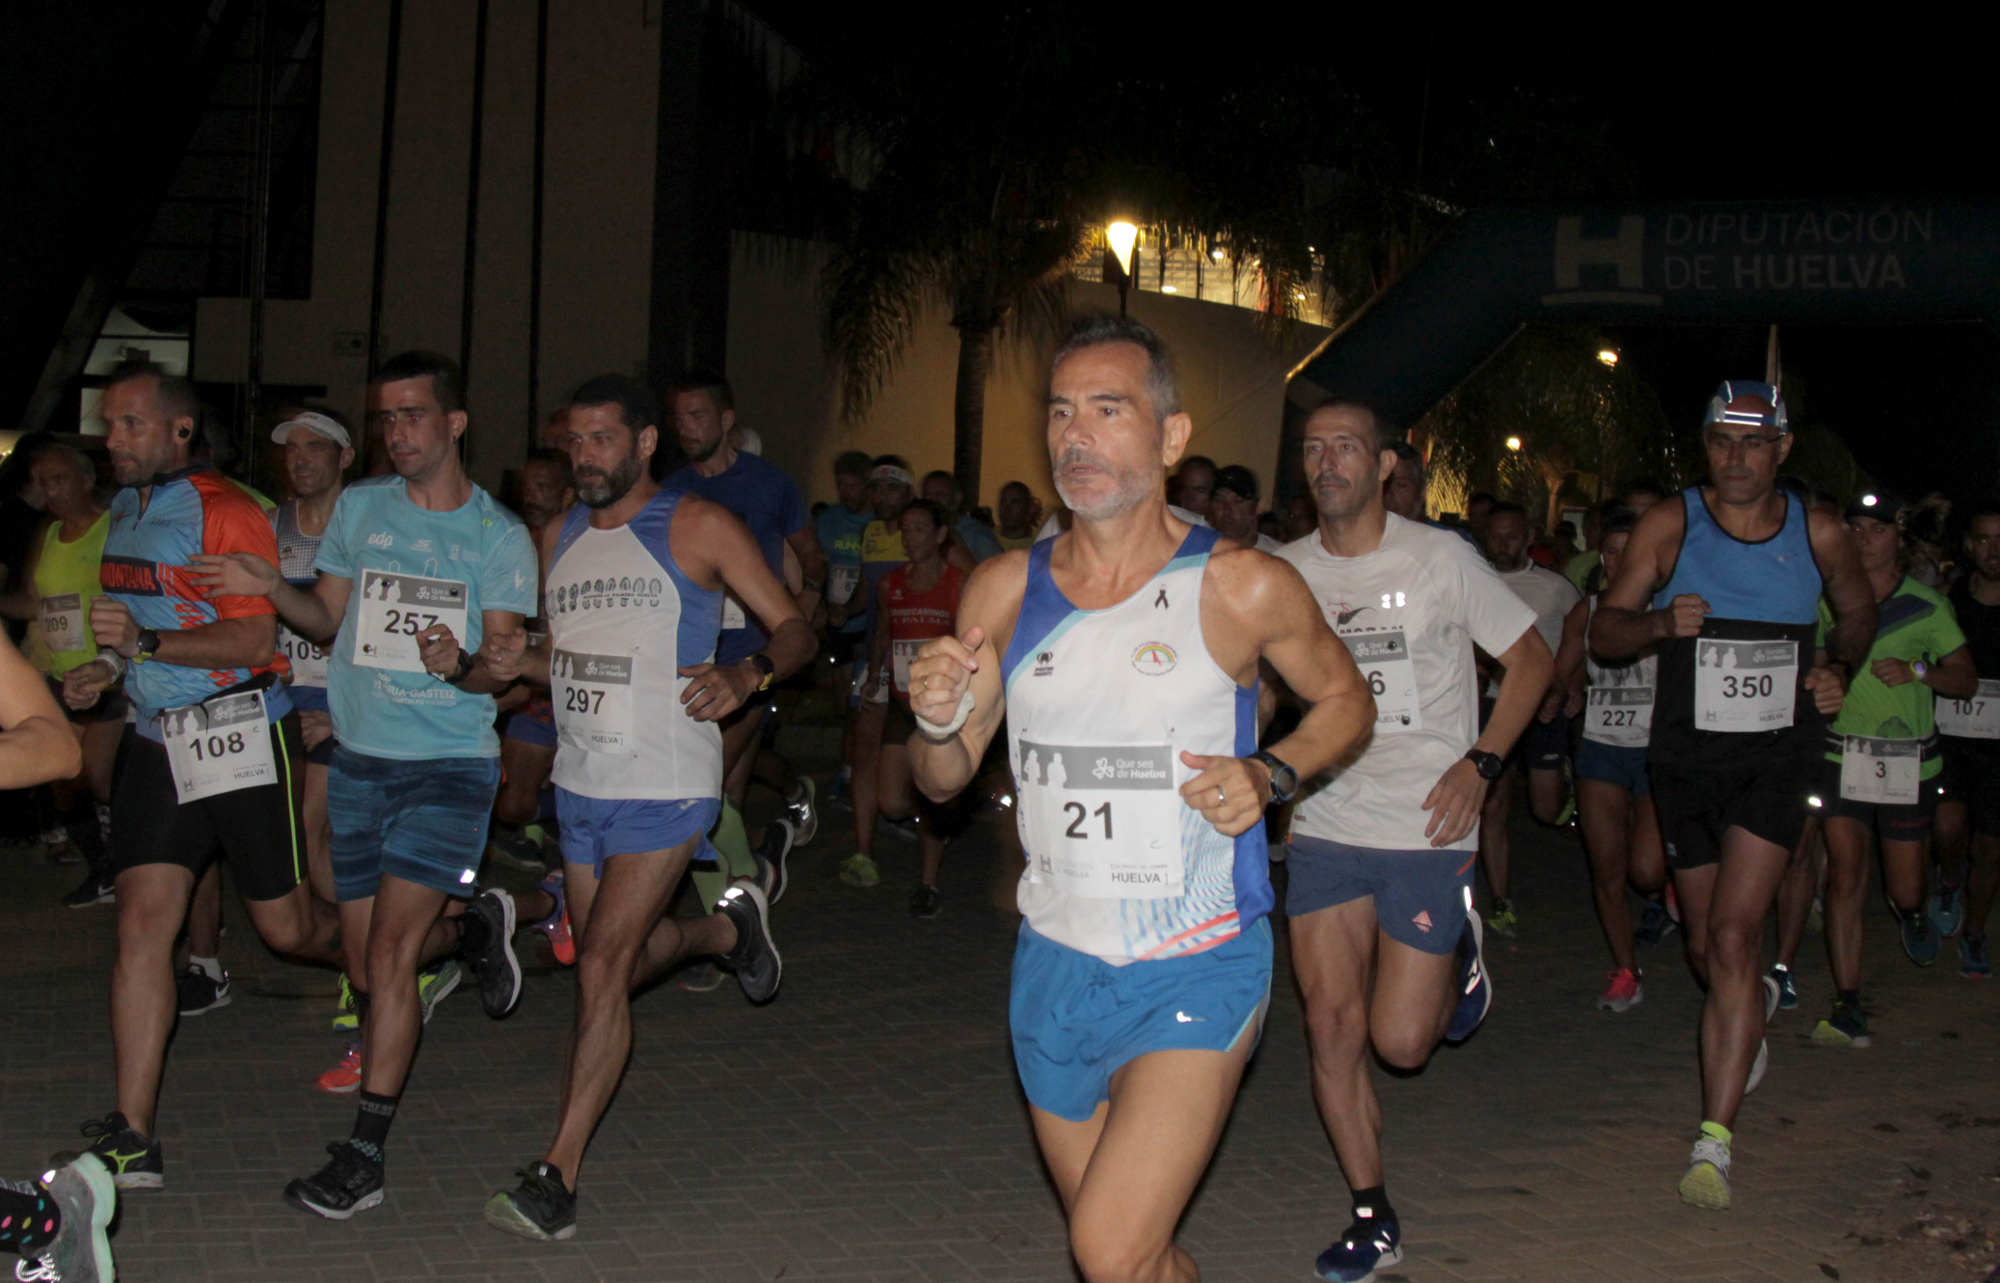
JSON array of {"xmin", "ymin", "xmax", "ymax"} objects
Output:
[
  {"xmin": 327, "ymin": 747, "xmax": 501, "ymax": 901},
  {"xmin": 1009, "ymin": 917, "xmax": 1272, "ymax": 1123},
  {"xmin": 1943, "ymin": 741, "xmax": 2000, "ymax": 838},
  {"xmin": 554, "ymin": 789, "xmax": 720, "ymax": 878},
  {"xmin": 1481, "ymin": 699, "xmax": 1569, "ymax": 772},
  {"xmin": 502, "ymin": 698, "xmax": 559, "ymax": 750},
  {"xmin": 1576, "ymin": 738, "xmax": 1650, "ymax": 797},
  {"xmin": 1284, "ymin": 835, "xmax": 1474, "ymax": 955}
]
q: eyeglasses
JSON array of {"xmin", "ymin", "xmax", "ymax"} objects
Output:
[{"xmin": 1702, "ymin": 431, "xmax": 1781, "ymax": 454}]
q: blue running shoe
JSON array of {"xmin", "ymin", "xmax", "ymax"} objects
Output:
[
  {"xmin": 1315, "ymin": 1217, "xmax": 1403, "ymax": 1282},
  {"xmin": 1767, "ymin": 963, "xmax": 1798, "ymax": 1011},
  {"xmin": 1928, "ymin": 879, "xmax": 1964, "ymax": 939},
  {"xmin": 1901, "ymin": 908, "xmax": 1940, "ymax": 967},
  {"xmin": 1961, "ymin": 932, "xmax": 1991, "ymax": 979},
  {"xmin": 1445, "ymin": 891, "xmax": 1490, "ymax": 1043}
]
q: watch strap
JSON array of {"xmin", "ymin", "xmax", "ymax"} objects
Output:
[{"xmin": 1250, "ymin": 750, "xmax": 1298, "ymax": 803}]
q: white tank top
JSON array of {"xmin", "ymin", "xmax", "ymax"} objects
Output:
[
  {"xmin": 1001, "ymin": 526, "xmax": 1269, "ymax": 964},
  {"xmin": 544, "ymin": 490, "xmax": 725, "ymax": 800},
  {"xmin": 1582, "ymin": 596, "xmax": 1657, "ymax": 749}
]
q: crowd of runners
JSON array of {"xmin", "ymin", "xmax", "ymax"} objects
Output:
[{"xmin": 0, "ymin": 321, "xmax": 1992, "ymax": 1283}]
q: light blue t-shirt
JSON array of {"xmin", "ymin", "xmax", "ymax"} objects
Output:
[
  {"xmin": 314, "ymin": 475, "xmax": 536, "ymax": 760},
  {"xmin": 815, "ymin": 502, "xmax": 873, "ymax": 635}
]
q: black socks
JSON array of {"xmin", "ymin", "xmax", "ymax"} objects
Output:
[
  {"xmin": 0, "ymin": 1181, "xmax": 57, "ymax": 1255},
  {"xmin": 1349, "ymin": 1184, "xmax": 1397, "ymax": 1231},
  {"xmin": 351, "ymin": 1090, "xmax": 399, "ymax": 1162}
]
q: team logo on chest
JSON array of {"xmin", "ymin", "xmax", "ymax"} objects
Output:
[
  {"xmin": 552, "ymin": 572, "xmax": 665, "ymax": 614},
  {"xmin": 1131, "ymin": 642, "xmax": 1177, "ymax": 676},
  {"xmin": 1033, "ymin": 650, "xmax": 1056, "ymax": 677}
]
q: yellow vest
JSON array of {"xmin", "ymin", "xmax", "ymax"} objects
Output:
[{"xmin": 33, "ymin": 510, "xmax": 111, "ymax": 676}]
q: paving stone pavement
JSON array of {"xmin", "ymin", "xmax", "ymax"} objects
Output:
[{"xmin": 4, "ymin": 788, "xmax": 1997, "ymax": 1282}]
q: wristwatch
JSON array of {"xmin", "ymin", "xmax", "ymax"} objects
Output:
[
  {"xmin": 1464, "ymin": 748, "xmax": 1505, "ymax": 781},
  {"xmin": 1911, "ymin": 658, "xmax": 1929, "ymax": 681},
  {"xmin": 449, "ymin": 647, "xmax": 476, "ymax": 683},
  {"xmin": 132, "ymin": 628, "xmax": 161, "ymax": 664},
  {"xmin": 1250, "ymin": 750, "xmax": 1299, "ymax": 803},
  {"xmin": 749, "ymin": 652, "xmax": 776, "ymax": 692}
]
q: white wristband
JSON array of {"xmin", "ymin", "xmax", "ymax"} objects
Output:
[
  {"xmin": 915, "ymin": 690, "xmax": 976, "ymax": 741},
  {"xmin": 95, "ymin": 648, "xmax": 127, "ymax": 680}
]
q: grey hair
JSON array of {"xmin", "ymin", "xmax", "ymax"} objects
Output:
[{"xmin": 1051, "ymin": 313, "xmax": 1182, "ymax": 420}]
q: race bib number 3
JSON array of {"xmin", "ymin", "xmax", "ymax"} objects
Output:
[
  {"xmin": 1936, "ymin": 679, "xmax": 2000, "ymax": 740},
  {"xmin": 1839, "ymin": 734, "xmax": 1920, "ymax": 805},
  {"xmin": 1694, "ymin": 638, "xmax": 1798, "ymax": 732},
  {"xmin": 161, "ymin": 690, "xmax": 277, "ymax": 803},
  {"xmin": 1016, "ymin": 738, "xmax": 1182, "ymax": 899},
  {"xmin": 40, "ymin": 593, "xmax": 85, "ymax": 653},
  {"xmin": 553, "ymin": 648, "xmax": 636, "ymax": 752},
  {"xmin": 1344, "ymin": 631, "xmax": 1421, "ymax": 734},
  {"xmin": 353, "ymin": 569, "xmax": 469, "ymax": 673}
]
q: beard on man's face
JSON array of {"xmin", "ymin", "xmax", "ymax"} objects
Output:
[{"xmin": 576, "ymin": 454, "xmax": 642, "ymax": 509}]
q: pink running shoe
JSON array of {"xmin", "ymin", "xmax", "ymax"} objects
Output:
[
  {"xmin": 315, "ymin": 1041, "xmax": 362, "ymax": 1094},
  {"xmin": 534, "ymin": 870, "xmax": 574, "ymax": 966},
  {"xmin": 1596, "ymin": 968, "xmax": 1643, "ymax": 1013}
]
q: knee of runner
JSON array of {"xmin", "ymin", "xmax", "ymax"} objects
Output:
[
  {"xmin": 1373, "ymin": 1019, "xmax": 1440, "ymax": 1069},
  {"xmin": 1302, "ymin": 995, "xmax": 1371, "ymax": 1059},
  {"xmin": 1704, "ymin": 919, "xmax": 1762, "ymax": 972},
  {"xmin": 1069, "ymin": 1216, "xmax": 1168, "ymax": 1283}
]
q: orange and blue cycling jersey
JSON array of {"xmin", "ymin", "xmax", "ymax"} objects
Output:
[{"xmin": 102, "ymin": 465, "xmax": 292, "ymax": 741}]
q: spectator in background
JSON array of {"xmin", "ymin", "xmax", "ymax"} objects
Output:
[
  {"xmin": 1284, "ymin": 492, "xmax": 1317, "ymax": 542},
  {"xmin": 1169, "ymin": 454, "xmax": 1217, "ymax": 520},
  {"xmin": 995, "ymin": 481, "xmax": 1040, "ymax": 551},
  {"xmin": 1466, "ymin": 490, "xmax": 1498, "ymax": 548},
  {"xmin": 1209, "ymin": 465, "xmax": 1284, "ymax": 552},
  {"xmin": 1257, "ymin": 510, "xmax": 1288, "ymax": 545},
  {"xmin": 518, "ymin": 450, "xmax": 575, "ymax": 535},
  {"xmin": 920, "ymin": 469, "xmax": 1003, "ymax": 562},
  {"xmin": 1385, "ymin": 440, "xmax": 1477, "ymax": 546},
  {"xmin": 1620, "ymin": 478, "xmax": 1666, "ymax": 518}
]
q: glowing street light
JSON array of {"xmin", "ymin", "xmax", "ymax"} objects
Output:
[
  {"xmin": 1597, "ymin": 347, "xmax": 1619, "ymax": 368},
  {"xmin": 1861, "ymin": 493, "xmax": 1879, "ymax": 507},
  {"xmin": 1505, "ymin": 436, "xmax": 1523, "ymax": 452},
  {"xmin": 1107, "ymin": 222, "xmax": 1139, "ymax": 277}
]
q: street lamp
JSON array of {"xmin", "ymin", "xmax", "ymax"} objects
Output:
[
  {"xmin": 1505, "ymin": 436, "xmax": 1523, "ymax": 452},
  {"xmin": 1597, "ymin": 347, "xmax": 1619, "ymax": 368},
  {"xmin": 1107, "ymin": 221, "xmax": 1139, "ymax": 318}
]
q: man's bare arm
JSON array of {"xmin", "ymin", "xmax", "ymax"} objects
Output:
[
  {"xmin": 0, "ymin": 630, "xmax": 81, "ymax": 788},
  {"xmin": 907, "ymin": 553, "xmax": 1027, "ymax": 802},
  {"xmin": 1590, "ymin": 497, "xmax": 1692, "ymax": 659},
  {"xmin": 1807, "ymin": 507, "xmax": 1876, "ymax": 672}
]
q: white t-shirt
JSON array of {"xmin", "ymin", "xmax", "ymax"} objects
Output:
[
  {"xmin": 1280, "ymin": 514, "xmax": 1538, "ymax": 852},
  {"xmin": 1488, "ymin": 564, "xmax": 1579, "ymax": 697}
]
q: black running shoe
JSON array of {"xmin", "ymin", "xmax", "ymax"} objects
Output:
[
  {"xmin": 910, "ymin": 884, "xmax": 942, "ymax": 919},
  {"xmin": 461, "ymin": 888, "xmax": 522, "ymax": 1018},
  {"xmin": 283, "ymin": 1140, "xmax": 385, "ymax": 1220},
  {"xmin": 754, "ymin": 817, "xmax": 795, "ymax": 905},
  {"xmin": 483, "ymin": 1160, "xmax": 577, "ymax": 1241},
  {"xmin": 717, "ymin": 882, "xmax": 781, "ymax": 1003},
  {"xmin": 176, "ymin": 964, "xmax": 232, "ymax": 1016},
  {"xmin": 62, "ymin": 872, "xmax": 116, "ymax": 908},
  {"xmin": 68, "ymin": 1111, "xmax": 163, "ymax": 1191}
]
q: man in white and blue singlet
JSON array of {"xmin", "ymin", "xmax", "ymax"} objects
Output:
[
  {"xmin": 907, "ymin": 316, "xmax": 1375, "ymax": 1282},
  {"xmin": 479, "ymin": 375, "xmax": 809, "ymax": 1242}
]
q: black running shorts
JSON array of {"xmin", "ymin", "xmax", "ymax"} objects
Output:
[
  {"xmin": 109, "ymin": 715, "xmax": 307, "ymax": 902},
  {"xmin": 1651, "ymin": 752, "xmax": 1817, "ymax": 870},
  {"xmin": 1943, "ymin": 740, "xmax": 2000, "ymax": 839}
]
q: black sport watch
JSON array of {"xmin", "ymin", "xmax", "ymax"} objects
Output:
[
  {"xmin": 748, "ymin": 652, "xmax": 776, "ymax": 692},
  {"xmin": 1250, "ymin": 750, "xmax": 1299, "ymax": 803},
  {"xmin": 1464, "ymin": 748, "xmax": 1505, "ymax": 781},
  {"xmin": 132, "ymin": 628, "xmax": 162, "ymax": 664}
]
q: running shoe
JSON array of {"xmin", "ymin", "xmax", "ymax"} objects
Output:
[
  {"xmin": 1445, "ymin": 903, "xmax": 1491, "ymax": 1042},
  {"xmin": 785, "ymin": 778, "xmax": 819, "ymax": 847},
  {"xmin": 1960, "ymin": 932, "xmax": 1991, "ymax": 978},
  {"xmin": 1762, "ymin": 971, "xmax": 1781, "ymax": 1023},
  {"xmin": 61, "ymin": 873, "xmax": 115, "ymax": 909},
  {"xmin": 1766, "ymin": 963, "xmax": 1798, "ymax": 1011},
  {"xmin": 1745, "ymin": 1037, "xmax": 1769, "ymax": 1096},
  {"xmin": 1551, "ymin": 758, "xmax": 1576, "ymax": 827},
  {"xmin": 1596, "ymin": 967, "xmax": 1642, "ymax": 1012},
  {"xmin": 1313, "ymin": 1216, "xmax": 1402, "ymax": 1282},
  {"xmin": 461, "ymin": 889, "xmax": 523, "ymax": 1018},
  {"xmin": 41, "ymin": 827, "xmax": 81, "ymax": 865},
  {"xmin": 910, "ymin": 884, "xmax": 942, "ymax": 919},
  {"xmin": 1928, "ymin": 879, "xmax": 1964, "ymax": 939},
  {"xmin": 418, "ymin": 959, "xmax": 463, "ymax": 1023},
  {"xmin": 11, "ymin": 1155, "xmax": 116, "ymax": 1283},
  {"xmin": 1664, "ymin": 882, "xmax": 1681, "ymax": 923},
  {"xmin": 283, "ymin": 1140, "xmax": 384, "ymax": 1220},
  {"xmin": 1634, "ymin": 896, "xmax": 1675, "ymax": 946},
  {"xmin": 1900, "ymin": 907, "xmax": 1941, "ymax": 967},
  {"xmin": 1484, "ymin": 897, "xmax": 1518, "ymax": 939},
  {"xmin": 717, "ymin": 883, "xmax": 781, "ymax": 1003},
  {"xmin": 175, "ymin": 964, "xmax": 231, "ymax": 1017},
  {"xmin": 753, "ymin": 818, "xmax": 795, "ymax": 906},
  {"xmin": 1806, "ymin": 892, "xmax": 1823, "ymax": 936},
  {"xmin": 315, "ymin": 1041, "xmax": 363, "ymax": 1095},
  {"xmin": 483, "ymin": 1160, "xmax": 577, "ymax": 1242},
  {"xmin": 333, "ymin": 974, "xmax": 358, "ymax": 1030},
  {"xmin": 70, "ymin": 1112, "xmax": 162, "ymax": 1191},
  {"xmin": 1812, "ymin": 996, "xmax": 1872, "ymax": 1047},
  {"xmin": 881, "ymin": 815, "xmax": 919, "ymax": 843},
  {"xmin": 1677, "ymin": 1136, "xmax": 1731, "ymax": 1210},
  {"xmin": 531, "ymin": 871, "xmax": 574, "ymax": 966},
  {"xmin": 485, "ymin": 829, "xmax": 548, "ymax": 876},
  {"xmin": 838, "ymin": 853, "xmax": 881, "ymax": 888},
  {"xmin": 673, "ymin": 961, "xmax": 726, "ymax": 992}
]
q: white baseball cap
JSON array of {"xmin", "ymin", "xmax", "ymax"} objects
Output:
[{"xmin": 271, "ymin": 411, "xmax": 352, "ymax": 449}]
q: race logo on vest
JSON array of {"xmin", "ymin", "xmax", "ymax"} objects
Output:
[{"xmin": 1131, "ymin": 642, "xmax": 1177, "ymax": 676}]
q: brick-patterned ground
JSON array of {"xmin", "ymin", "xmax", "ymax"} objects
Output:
[{"xmin": 3, "ymin": 779, "xmax": 1996, "ymax": 1282}]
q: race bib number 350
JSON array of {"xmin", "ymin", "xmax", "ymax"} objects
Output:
[
  {"xmin": 161, "ymin": 690, "xmax": 277, "ymax": 803},
  {"xmin": 1694, "ymin": 638, "xmax": 1798, "ymax": 732},
  {"xmin": 353, "ymin": 569, "xmax": 469, "ymax": 673},
  {"xmin": 1936, "ymin": 679, "xmax": 2000, "ymax": 740},
  {"xmin": 1016, "ymin": 738, "xmax": 1182, "ymax": 899}
]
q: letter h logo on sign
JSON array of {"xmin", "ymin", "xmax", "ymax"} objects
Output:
[{"xmin": 1544, "ymin": 215, "xmax": 1662, "ymax": 307}]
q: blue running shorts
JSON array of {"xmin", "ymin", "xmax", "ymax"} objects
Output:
[
  {"xmin": 554, "ymin": 790, "xmax": 721, "ymax": 878},
  {"xmin": 1009, "ymin": 917, "xmax": 1272, "ymax": 1123},
  {"xmin": 1575, "ymin": 738, "xmax": 1651, "ymax": 797},
  {"xmin": 327, "ymin": 747, "xmax": 501, "ymax": 901},
  {"xmin": 501, "ymin": 695, "xmax": 559, "ymax": 749},
  {"xmin": 1285, "ymin": 835, "xmax": 1473, "ymax": 955}
]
